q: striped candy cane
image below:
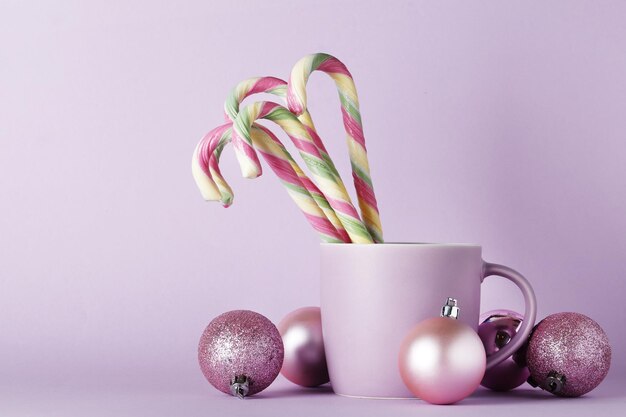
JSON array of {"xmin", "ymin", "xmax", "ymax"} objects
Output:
[
  {"xmin": 224, "ymin": 76, "xmax": 286, "ymax": 121},
  {"xmin": 225, "ymin": 77, "xmax": 310, "ymax": 179},
  {"xmin": 225, "ymin": 77, "xmax": 339, "ymax": 179},
  {"xmin": 225, "ymin": 77, "xmax": 337, "ymax": 173},
  {"xmin": 192, "ymin": 77, "xmax": 287, "ymax": 207},
  {"xmin": 232, "ymin": 101, "xmax": 374, "ymax": 244},
  {"xmin": 287, "ymin": 53, "xmax": 384, "ymax": 243},
  {"xmin": 224, "ymin": 76, "xmax": 326, "ymax": 151},
  {"xmin": 194, "ymin": 122, "xmax": 348, "ymax": 243},
  {"xmin": 195, "ymin": 123, "xmax": 236, "ymax": 205},
  {"xmin": 217, "ymin": 77, "xmax": 347, "ymax": 239},
  {"xmin": 200, "ymin": 123, "xmax": 350, "ymax": 242},
  {"xmin": 192, "ymin": 124, "xmax": 231, "ymax": 202},
  {"xmin": 250, "ymin": 124, "xmax": 348, "ymax": 243}
]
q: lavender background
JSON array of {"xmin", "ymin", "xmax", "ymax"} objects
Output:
[{"xmin": 2, "ymin": 1, "xmax": 625, "ymax": 414}]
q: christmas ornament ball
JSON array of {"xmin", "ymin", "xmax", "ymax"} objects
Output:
[
  {"xmin": 278, "ymin": 306, "xmax": 329, "ymax": 387},
  {"xmin": 526, "ymin": 312, "xmax": 611, "ymax": 397},
  {"xmin": 198, "ymin": 310, "xmax": 284, "ymax": 398},
  {"xmin": 478, "ymin": 310, "xmax": 530, "ymax": 391},
  {"xmin": 399, "ymin": 299, "xmax": 486, "ymax": 404}
]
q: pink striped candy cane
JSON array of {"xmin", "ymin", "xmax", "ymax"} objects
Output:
[
  {"xmin": 194, "ymin": 122, "xmax": 349, "ymax": 243},
  {"xmin": 287, "ymin": 53, "xmax": 384, "ymax": 243},
  {"xmin": 216, "ymin": 77, "xmax": 348, "ymax": 240},
  {"xmin": 232, "ymin": 101, "xmax": 373, "ymax": 243}
]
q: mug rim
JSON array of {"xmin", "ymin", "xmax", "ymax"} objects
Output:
[{"xmin": 321, "ymin": 242, "xmax": 481, "ymax": 247}]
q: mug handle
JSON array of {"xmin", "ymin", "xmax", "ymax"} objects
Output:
[{"xmin": 481, "ymin": 262, "xmax": 537, "ymax": 370}]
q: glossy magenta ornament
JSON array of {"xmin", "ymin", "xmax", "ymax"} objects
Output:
[
  {"xmin": 478, "ymin": 310, "xmax": 530, "ymax": 391},
  {"xmin": 399, "ymin": 298, "xmax": 486, "ymax": 404},
  {"xmin": 278, "ymin": 306, "xmax": 329, "ymax": 387},
  {"xmin": 525, "ymin": 312, "xmax": 611, "ymax": 397},
  {"xmin": 198, "ymin": 310, "xmax": 284, "ymax": 398}
]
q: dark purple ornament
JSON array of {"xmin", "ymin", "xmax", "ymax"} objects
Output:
[
  {"xmin": 526, "ymin": 312, "xmax": 611, "ymax": 397},
  {"xmin": 478, "ymin": 310, "xmax": 530, "ymax": 391},
  {"xmin": 198, "ymin": 310, "xmax": 284, "ymax": 398}
]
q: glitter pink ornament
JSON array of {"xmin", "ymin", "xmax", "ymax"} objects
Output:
[
  {"xmin": 525, "ymin": 312, "xmax": 611, "ymax": 397},
  {"xmin": 198, "ymin": 310, "xmax": 284, "ymax": 398},
  {"xmin": 278, "ymin": 306, "xmax": 329, "ymax": 387},
  {"xmin": 478, "ymin": 310, "xmax": 530, "ymax": 391},
  {"xmin": 399, "ymin": 298, "xmax": 486, "ymax": 405}
]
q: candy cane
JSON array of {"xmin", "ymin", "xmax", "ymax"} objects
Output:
[
  {"xmin": 194, "ymin": 122, "xmax": 348, "ymax": 243},
  {"xmin": 192, "ymin": 124, "xmax": 229, "ymax": 201},
  {"xmin": 225, "ymin": 77, "xmax": 341, "ymax": 181},
  {"xmin": 224, "ymin": 77, "xmax": 329, "ymax": 155},
  {"xmin": 195, "ymin": 123, "xmax": 236, "ymax": 205},
  {"xmin": 232, "ymin": 101, "xmax": 373, "ymax": 243},
  {"xmin": 216, "ymin": 77, "xmax": 347, "ymax": 239},
  {"xmin": 287, "ymin": 53, "xmax": 384, "ymax": 243}
]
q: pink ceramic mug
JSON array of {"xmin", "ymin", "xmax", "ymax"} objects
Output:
[{"xmin": 320, "ymin": 243, "xmax": 537, "ymax": 398}]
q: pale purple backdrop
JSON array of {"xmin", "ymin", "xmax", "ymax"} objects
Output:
[{"xmin": 2, "ymin": 1, "xmax": 625, "ymax": 415}]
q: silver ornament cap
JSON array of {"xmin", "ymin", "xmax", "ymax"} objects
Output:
[
  {"xmin": 441, "ymin": 298, "xmax": 460, "ymax": 319},
  {"xmin": 229, "ymin": 375, "xmax": 250, "ymax": 399}
]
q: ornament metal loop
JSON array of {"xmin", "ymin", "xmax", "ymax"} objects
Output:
[
  {"xmin": 441, "ymin": 298, "xmax": 460, "ymax": 319},
  {"xmin": 230, "ymin": 375, "xmax": 250, "ymax": 399},
  {"xmin": 545, "ymin": 371, "xmax": 566, "ymax": 394}
]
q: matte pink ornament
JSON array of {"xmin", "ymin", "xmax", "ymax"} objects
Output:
[
  {"xmin": 198, "ymin": 310, "xmax": 284, "ymax": 398},
  {"xmin": 478, "ymin": 310, "xmax": 530, "ymax": 391},
  {"xmin": 399, "ymin": 299, "xmax": 486, "ymax": 405},
  {"xmin": 525, "ymin": 312, "xmax": 611, "ymax": 397},
  {"xmin": 278, "ymin": 306, "xmax": 329, "ymax": 387}
]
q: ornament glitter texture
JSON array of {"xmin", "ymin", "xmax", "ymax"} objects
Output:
[
  {"xmin": 478, "ymin": 310, "xmax": 530, "ymax": 391},
  {"xmin": 399, "ymin": 298, "xmax": 486, "ymax": 405},
  {"xmin": 278, "ymin": 306, "xmax": 330, "ymax": 387},
  {"xmin": 525, "ymin": 312, "xmax": 611, "ymax": 397},
  {"xmin": 198, "ymin": 310, "xmax": 284, "ymax": 398}
]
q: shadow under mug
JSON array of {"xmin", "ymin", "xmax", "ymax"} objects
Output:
[{"xmin": 320, "ymin": 243, "xmax": 537, "ymax": 399}]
